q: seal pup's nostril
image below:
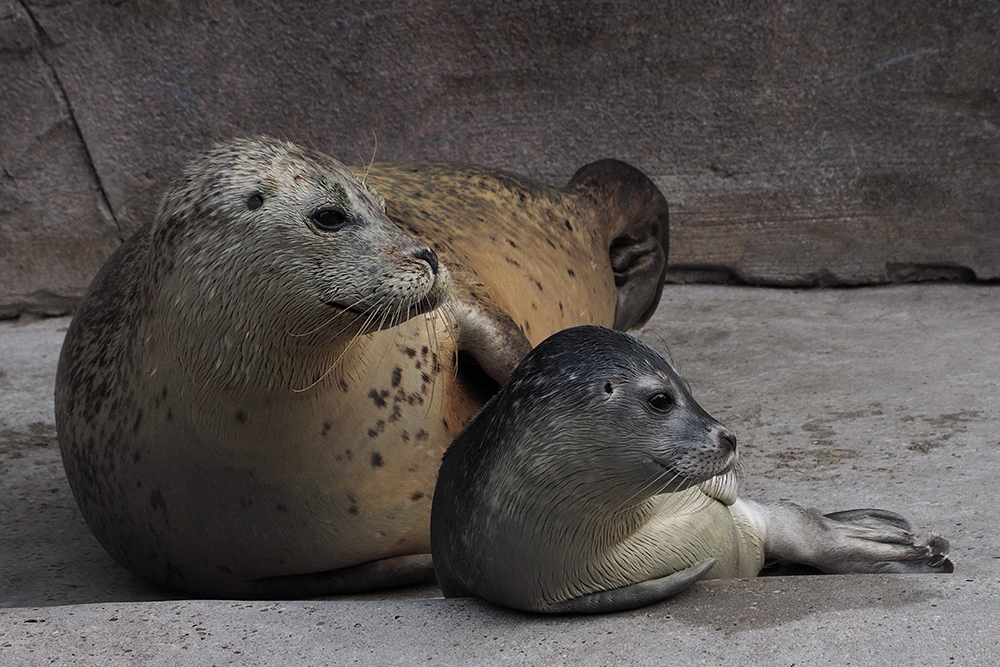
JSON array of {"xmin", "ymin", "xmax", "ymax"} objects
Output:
[{"xmin": 718, "ymin": 430, "xmax": 737, "ymax": 454}]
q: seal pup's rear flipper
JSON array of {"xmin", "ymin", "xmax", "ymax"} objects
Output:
[
  {"xmin": 545, "ymin": 559, "xmax": 717, "ymax": 614},
  {"xmin": 744, "ymin": 500, "xmax": 954, "ymax": 574},
  {"xmin": 567, "ymin": 159, "xmax": 670, "ymax": 331}
]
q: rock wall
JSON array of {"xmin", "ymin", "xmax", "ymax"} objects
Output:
[{"xmin": 2, "ymin": 0, "xmax": 998, "ymax": 316}]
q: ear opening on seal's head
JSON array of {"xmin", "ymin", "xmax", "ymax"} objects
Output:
[{"xmin": 567, "ymin": 159, "xmax": 669, "ymax": 331}]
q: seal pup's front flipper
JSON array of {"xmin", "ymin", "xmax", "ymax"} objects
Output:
[
  {"xmin": 743, "ymin": 500, "xmax": 954, "ymax": 574},
  {"xmin": 546, "ymin": 559, "xmax": 717, "ymax": 614}
]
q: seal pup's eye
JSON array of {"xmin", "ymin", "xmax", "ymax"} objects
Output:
[
  {"xmin": 311, "ymin": 207, "xmax": 349, "ymax": 232},
  {"xmin": 603, "ymin": 382, "xmax": 613, "ymax": 395},
  {"xmin": 648, "ymin": 392, "xmax": 674, "ymax": 412},
  {"xmin": 247, "ymin": 193, "xmax": 263, "ymax": 211}
]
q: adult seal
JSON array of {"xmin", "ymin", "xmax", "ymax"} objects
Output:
[
  {"xmin": 431, "ymin": 326, "xmax": 953, "ymax": 613},
  {"xmin": 56, "ymin": 137, "xmax": 670, "ymax": 597}
]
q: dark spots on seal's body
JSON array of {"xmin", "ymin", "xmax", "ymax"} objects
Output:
[
  {"xmin": 367, "ymin": 420, "xmax": 386, "ymax": 438},
  {"xmin": 276, "ymin": 504, "xmax": 289, "ymax": 513},
  {"xmin": 404, "ymin": 347, "xmax": 417, "ymax": 359},
  {"xmin": 391, "ymin": 367, "xmax": 403, "ymax": 388},
  {"xmin": 235, "ymin": 410, "xmax": 247, "ymax": 424},
  {"xmin": 565, "ymin": 219, "xmax": 574, "ymax": 232},
  {"xmin": 132, "ymin": 409, "xmax": 143, "ymax": 435},
  {"xmin": 416, "ymin": 429, "xmax": 429, "ymax": 441},
  {"xmin": 321, "ymin": 421, "xmax": 332, "ymax": 436},
  {"xmin": 411, "ymin": 491, "xmax": 424, "ymax": 502},
  {"xmin": 338, "ymin": 378, "xmax": 349, "ymax": 393},
  {"xmin": 368, "ymin": 388, "xmax": 389, "ymax": 408},
  {"xmin": 371, "ymin": 452, "xmax": 385, "ymax": 468},
  {"xmin": 567, "ymin": 268, "xmax": 576, "ymax": 277}
]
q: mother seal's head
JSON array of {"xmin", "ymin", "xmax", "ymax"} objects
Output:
[{"xmin": 146, "ymin": 137, "xmax": 449, "ymax": 388}]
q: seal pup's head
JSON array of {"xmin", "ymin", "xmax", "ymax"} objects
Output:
[
  {"xmin": 431, "ymin": 325, "xmax": 737, "ymax": 610},
  {"xmin": 438, "ymin": 325, "xmax": 736, "ymax": 504}
]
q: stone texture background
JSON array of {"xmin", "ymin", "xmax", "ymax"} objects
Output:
[{"xmin": 2, "ymin": 0, "xmax": 998, "ymax": 317}]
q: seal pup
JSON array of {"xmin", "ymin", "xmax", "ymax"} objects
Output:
[
  {"xmin": 56, "ymin": 137, "xmax": 670, "ymax": 597},
  {"xmin": 431, "ymin": 326, "xmax": 953, "ymax": 613}
]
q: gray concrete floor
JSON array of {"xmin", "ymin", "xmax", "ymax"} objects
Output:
[{"xmin": 1, "ymin": 285, "xmax": 997, "ymax": 665}]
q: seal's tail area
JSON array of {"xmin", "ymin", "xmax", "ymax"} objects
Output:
[{"xmin": 567, "ymin": 159, "xmax": 670, "ymax": 331}]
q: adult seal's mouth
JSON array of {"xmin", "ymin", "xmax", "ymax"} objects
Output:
[
  {"xmin": 322, "ymin": 299, "xmax": 366, "ymax": 315},
  {"xmin": 322, "ymin": 293, "xmax": 442, "ymax": 320}
]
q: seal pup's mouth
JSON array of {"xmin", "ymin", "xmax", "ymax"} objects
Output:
[{"xmin": 646, "ymin": 448, "xmax": 739, "ymax": 490}]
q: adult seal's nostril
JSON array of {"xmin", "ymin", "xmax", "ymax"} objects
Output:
[{"xmin": 416, "ymin": 248, "xmax": 439, "ymax": 274}]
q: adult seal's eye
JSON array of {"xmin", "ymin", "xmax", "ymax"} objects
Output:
[
  {"xmin": 311, "ymin": 208, "xmax": 349, "ymax": 232},
  {"xmin": 246, "ymin": 193, "xmax": 263, "ymax": 211},
  {"xmin": 648, "ymin": 392, "xmax": 674, "ymax": 412}
]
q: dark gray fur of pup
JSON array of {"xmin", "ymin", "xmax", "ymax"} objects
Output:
[{"xmin": 431, "ymin": 325, "xmax": 736, "ymax": 612}]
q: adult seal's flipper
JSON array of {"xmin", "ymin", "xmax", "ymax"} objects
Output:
[
  {"xmin": 567, "ymin": 159, "xmax": 670, "ymax": 331},
  {"xmin": 234, "ymin": 554, "xmax": 436, "ymax": 599},
  {"xmin": 545, "ymin": 559, "xmax": 716, "ymax": 614},
  {"xmin": 446, "ymin": 276, "xmax": 533, "ymax": 385}
]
